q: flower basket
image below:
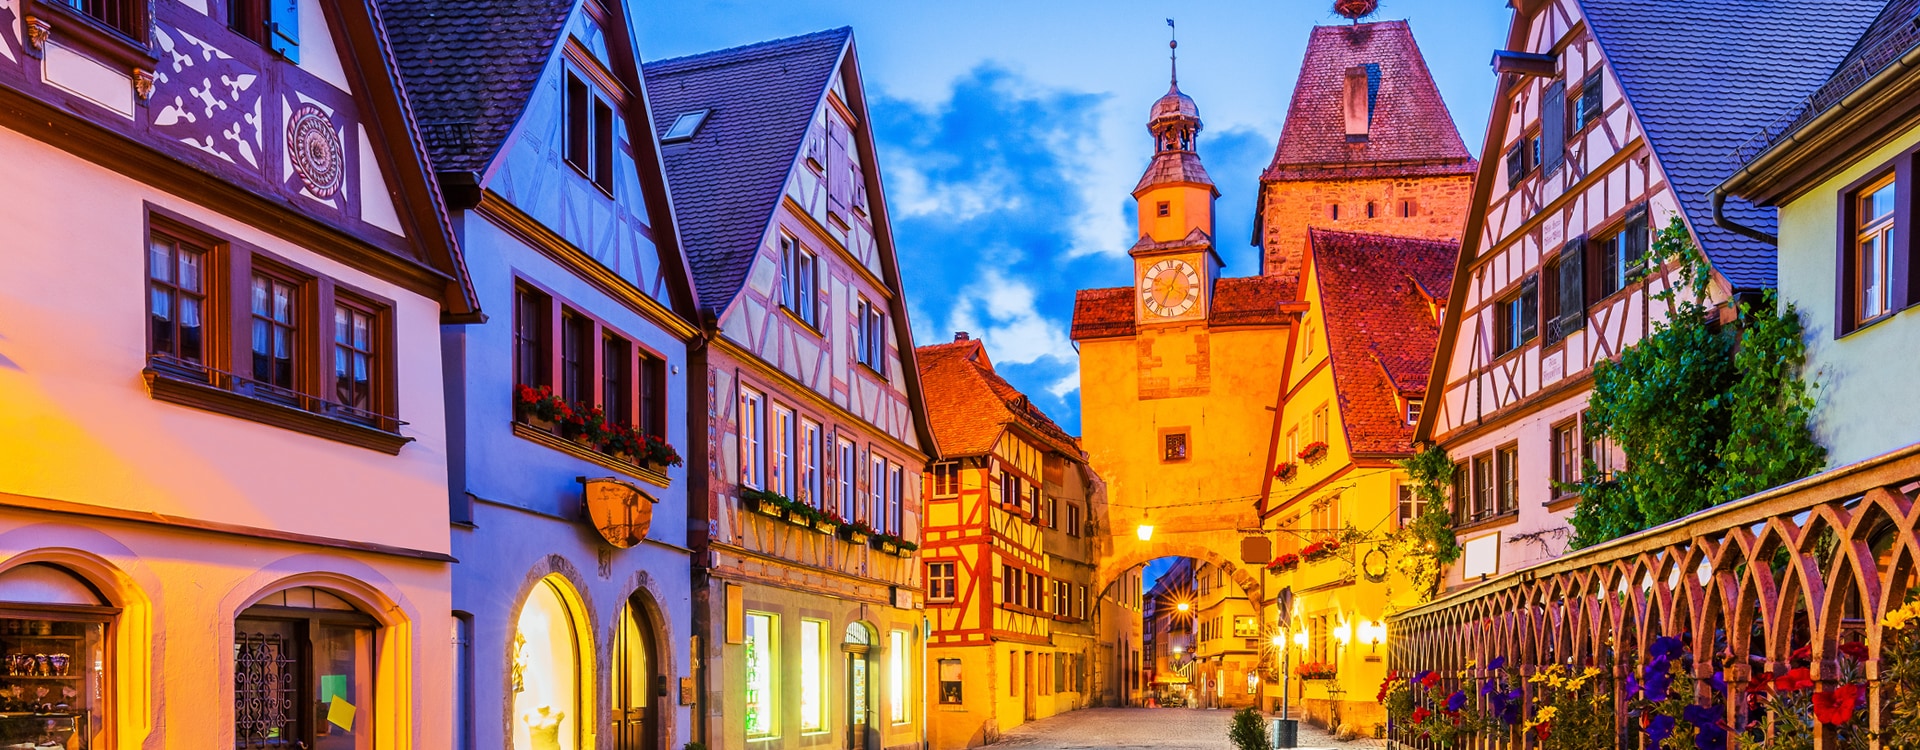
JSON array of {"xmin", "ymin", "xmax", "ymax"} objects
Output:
[
  {"xmin": 1301, "ymin": 537, "xmax": 1342, "ymax": 562},
  {"xmin": 1273, "ymin": 462, "xmax": 1298, "ymax": 483},
  {"xmin": 813, "ymin": 518, "xmax": 839, "ymax": 534},
  {"xmin": 741, "ymin": 489, "xmax": 789, "ymax": 519},
  {"xmin": 867, "ymin": 533, "xmax": 918, "ymax": 556},
  {"xmin": 1296, "ymin": 661, "xmax": 1338, "ymax": 681},
  {"xmin": 1298, "ymin": 441, "xmax": 1330, "ymax": 465},
  {"xmin": 838, "ymin": 520, "xmax": 873, "ymax": 544},
  {"xmin": 1266, "ymin": 552, "xmax": 1300, "ymax": 573}
]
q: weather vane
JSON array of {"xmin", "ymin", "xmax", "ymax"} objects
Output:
[{"xmin": 1166, "ymin": 18, "xmax": 1178, "ymax": 86}]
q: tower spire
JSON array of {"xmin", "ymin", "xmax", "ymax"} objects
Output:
[{"xmin": 1167, "ymin": 18, "xmax": 1178, "ymax": 87}]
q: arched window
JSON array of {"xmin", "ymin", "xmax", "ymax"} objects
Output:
[
  {"xmin": 514, "ymin": 577, "xmax": 584, "ymax": 750},
  {"xmin": 235, "ymin": 586, "xmax": 376, "ymax": 750},
  {"xmin": 0, "ymin": 564, "xmax": 110, "ymax": 749}
]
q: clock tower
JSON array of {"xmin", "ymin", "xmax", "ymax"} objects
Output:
[{"xmin": 1132, "ymin": 38, "xmax": 1222, "ymax": 326}]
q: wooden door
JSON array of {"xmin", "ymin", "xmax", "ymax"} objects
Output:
[
  {"xmin": 612, "ymin": 601, "xmax": 660, "ymax": 750},
  {"xmin": 1023, "ymin": 651, "xmax": 1036, "ymax": 721}
]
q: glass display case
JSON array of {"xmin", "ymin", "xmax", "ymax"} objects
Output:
[{"xmin": 0, "ymin": 614, "xmax": 107, "ymax": 750}]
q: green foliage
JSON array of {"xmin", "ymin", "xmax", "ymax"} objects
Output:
[
  {"xmin": 1228, "ymin": 706, "xmax": 1267, "ymax": 750},
  {"xmin": 1569, "ymin": 218, "xmax": 1823, "ymax": 548},
  {"xmin": 1392, "ymin": 443, "xmax": 1460, "ymax": 600}
]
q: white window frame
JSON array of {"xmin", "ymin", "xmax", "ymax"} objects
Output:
[
  {"xmin": 856, "ymin": 296, "xmax": 886, "ymax": 375},
  {"xmin": 838, "ymin": 436, "xmax": 858, "ymax": 521},
  {"xmin": 869, "ymin": 451, "xmax": 887, "ymax": 532},
  {"xmin": 801, "ymin": 418, "xmax": 823, "ymax": 508},
  {"xmin": 926, "ymin": 561, "xmax": 956, "ymax": 602},
  {"xmin": 780, "ymin": 236, "xmax": 819, "ymax": 327},
  {"xmin": 740, "ymin": 387, "xmax": 766, "ymax": 490},
  {"xmin": 887, "ymin": 461, "xmax": 905, "ymax": 536},
  {"xmin": 771, "ymin": 403, "xmax": 795, "ymax": 498}
]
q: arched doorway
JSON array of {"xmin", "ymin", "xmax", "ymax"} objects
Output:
[
  {"xmin": 843, "ymin": 622, "xmax": 874, "ymax": 750},
  {"xmin": 234, "ymin": 585, "xmax": 378, "ymax": 750},
  {"xmin": 612, "ymin": 594, "xmax": 662, "ymax": 750},
  {"xmin": 512, "ymin": 575, "xmax": 587, "ymax": 750}
]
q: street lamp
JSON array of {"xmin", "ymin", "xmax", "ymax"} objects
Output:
[
  {"xmin": 1292, "ymin": 628, "xmax": 1308, "ymax": 649},
  {"xmin": 1269, "ymin": 634, "xmax": 1285, "ymax": 648},
  {"xmin": 1137, "ymin": 523, "xmax": 1154, "ymax": 541},
  {"xmin": 1175, "ymin": 601, "xmax": 1190, "ymax": 613}
]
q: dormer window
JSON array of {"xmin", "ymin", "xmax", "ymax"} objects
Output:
[
  {"xmin": 661, "ymin": 109, "xmax": 709, "ymax": 144},
  {"xmin": 565, "ymin": 70, "xmax": 616, "ymax": 192}
]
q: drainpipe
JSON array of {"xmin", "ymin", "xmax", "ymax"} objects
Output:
[
  {"xmin": 1711, "ymin": 190, "xmax": 1777, "ymax": 245},
  {"xmin": 921, "ymin": 616, "xmax": 930, "ymax": 750}
]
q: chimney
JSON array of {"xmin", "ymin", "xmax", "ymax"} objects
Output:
[
  {"xmin": 1344, "ymin": 65, "xmax": 1371, "ymax": 140},
  {"xmin": 954, "ymin": 331, "xmax": 969, "ymax": 341}
]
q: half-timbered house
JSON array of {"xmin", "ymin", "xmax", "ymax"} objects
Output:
[
  {"xmin": 382, "ymin": 0, "xmax": 702, "ymax": 748},
  {"xmin": 0, "ymin": 0, "xmax": 477, "ymax": 742},
  {"xmin": 916, "ymin": 334, "xmax": 1105, "ymax": 749},
  {"xmin": 1416, "ymin": 0, "xmax": 1874, "ymax": 588},
  {"xmin": 642, "ymin": 28, "xmax": 937, "ymax": 750}
]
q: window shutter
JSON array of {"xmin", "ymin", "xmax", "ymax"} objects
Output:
[
  {"xmin": 1540, "ymin": 80, "xmax": 1567, "ymax": 174},
  {"xmin": 268, "ymin": 0, "xmax": 299, "ymax": 62},
  {"xmin": 1624, "ymin": 204, "xmax": 1650, "ymax": 279},
  {"xmin": 1505, "ymin": 144, "xmax": 1525, "ymax": 187},
  {"xmin": 1519, "ymin": 275, "xmax": 1539, "ymax": 342},
  {"xmin": 1581, "ymin": 72, "xmax": 1603, "ymax": 128},
  {"xmin": 1559, "ymin": 238, "xmax": 1586, "ymax": 335}
]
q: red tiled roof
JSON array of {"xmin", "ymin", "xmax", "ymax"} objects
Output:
[
  {"xmin": 1264, "ymin": 21, "xmax": 1475, "ymax": 182},
  {"xmin": 916, "ymin": 339, "xmax": 1081, "ymax": 458},
  {"xmin": 1308, "ymin": 228, "xmax": 1456, "ymax": 456},
  {"xmin": 1070, "ymin": 275, "xmax": 1298, "ymax": 340}
]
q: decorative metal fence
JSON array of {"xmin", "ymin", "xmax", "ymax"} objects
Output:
[{"xmin": 1386, "ymin": 444, "xmax": 1920, "ymax": 749}]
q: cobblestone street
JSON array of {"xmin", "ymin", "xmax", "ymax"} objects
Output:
[{"xmin": 993, "ymin": 708, "xmax": 1381, "ymax": 750}]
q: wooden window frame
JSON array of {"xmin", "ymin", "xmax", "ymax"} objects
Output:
[
  {"xmin": 1838, "ymin": 157, "xmax": 1914, "ymax": 335},
  {"xmin": 1472, "ymin": 453, "xmax": 1495, "ymax": 522},
  {"xmin": 513, "ymin": 283, "xmax": 553, "ymax": 390},
  {"xmin": 511, "ymin": 275, "xmax": 672, "ymax": 439},
  {"xmin": 779, "ymin": 235, "xmax": 821, "ymax": 330},
  {"xmin": 142, "ymin": 209, "xmax": 404, "ymax": 452},
  {"xmin": 1550, "ymin": 418, "xmax": 1580, "ymax": 501},
  {"xmin": 930, "ymin": 461, "xmax": 960, "ymax": 498},
  {"xmin": 855, "ymin": 296, "xmax": 888, "ymax": 377},
  {"xmin": 558, "ymin": 307, "xmax": 595, "ymax": 404},
  {"xmin": 926, "ymin": 560, "xmax": 957, "ymax": 603},
  {"xmin": 147, "ymin": 223, "xmax": 221, "ymax": 377},
  {"xmin": 739, "ymin": 386, "xmax": 766, "ymax": 491},
  {"xmin": 28, "ymin": 0, "xmax": 152, "ymax": 64},
  {"xmin": 1159, "ymin": 427, "xmax": 1190, "ymax": 463},
  {"xmin": 562, "ymin": 63, "xmax": 619, "ymax": 194},
  {"xmin": 1495, "ymin": 443, "xmax": 1519, "ymax": 515}
]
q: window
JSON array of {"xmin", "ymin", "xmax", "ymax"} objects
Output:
[
  {"xmin": 888, "ymin": 462, "xmax": 905, "ymax": 535},
  {"xmin": 1156, "ymin": 201, "xmax": 1170, "ymax": 217},
  {"xmin": 1002, "ymin": 564, "xmax": 1017, "ymax": 606},
  {"xmin": 1040, "ymin": 494, "xmax": 1056, "ymax": 528},
  {"xmin": 637, "ymin": 351, "xmax": 667, "ymax": 438},
  {"xmin": 602, "ymin": 334, "xmax": 631, "ymax": 429},
  {"xmin": 1285, "ymin": 427, "xmax": 1298, "ymax": 461},
  {"xmin": 0, "ymin": 564, "xmax": 110, "ymax": 750},
  {"xmin": 514, "ymin": 285, "xmax": 551, "ymax": 388},
  {"xmin": 800, "ymin": 619, "xmax": 828, "ymax": 733},
  {"xmin": 739, "ymin": 388, "xmax": 766, "ymax": 490},
  {"xmin": 1573, "ymin": 71, "xmax": 1603, "ymax": 131},
  {"xmin": 1405, "ymin": 398, "xmax": 1422, "ymax": 426},
  {"xmin": 660, "ymin": 109, "xmax": 709, "ymax": 144},
  {"xmin": 226, "ymin": 0, "xmax": 295, "ymax": 58},
  {"xmin": 1400, "ymin": 200, "xmax": 1417, "ymax": 218},
  {"xmin": 1472, "ymin": 453, "xmax": 1494, "ymax": 521},
  {"xmin": 64, "ymin": 0, "xmax": 147, "ymax": 42},
  {"xmin": 869, "ymin": 452, "xmax": 887, "ymax": 532},
  {"xmin": 931, "ymin": 461, "xmax": 960, "ymax": 497},
  {"xmin": 1329, "ymin": 204, "xmax": 1340, "ymax": 221},
  {"xmin": 1066, "ymin": 503, "xmax": 1082, "ymax": 537},
  {"xmin": 1053, "ymin": 580, "xmax": 1069, "ymax": 615},
  {"xmin": 1854, "ymin": 174, "xmax": 1897, "ymax": 324},
  {"xmin": 565, "ymin": 70, "xmax": 616, "ymax": 191},
  {"xmin": 1163, "ymin": 431, "xmax": 1189, "ymax": 462},
  {"xmin": 770, "ymin": 404, "xmax": 796, "ymax": 498},
  {"xmin": 1496, "ymin": 276, "xmax": 1538, "ymax": 354},
  {"xmin": 559, "ymin": 309, "xmax": 592, "ymax": 403},
  {"xmin": 855, "ymin": 296, "xmax": 887, "ymax": 375},
  {"xmin": 148, "ymin": 231, "xmax": 211, "ymax": 368},
  {"xmin": 1583, "ymin": 411, "xmax": 1616, "ymax": 481},
  {"xmin": 800, "ymin": 419, "xmax": 823, "ymax": 507},
  {"xmin": 332, "ymin": 300, "xmax": 378, "ymax": 419},
  {"xmin": 249, "ymin": 270, "xmax": 302, "ymax": 396},
  {"xmin": 780, "ymin": 237, "xmax": 819, "ymax": 327},
  {"xmin": 938, "ymin": 659, "xmax": 963, "ymax": 705},
  {"xmin": 1009, "ymin": 650, "xmax": 1020, "ymax": 696},
  {"xmin": 1451, "ymin": 460, "xmax": 1470, "ymax": 525},
  {"xmin": 1397, "ymin": 483, "xmax": 1423, "ymax": 529},
  {"xmin": 1597, "ymin": 208, "xmax": 1649, "ymax": 299},
  {"xmin": 1551, "ymin": 419, "xmax": 1580, "ymax": 498},
  {"xmin": 236, "ymin": 587, "xmax": 379, "ymax": 750},
  {"xmin": 838, "ymin": 437, "xmax": 859, "ymax": 521},
  {"xmin": 1366, "ymin": 201, "xmax": 1377, "ymax": 218},
  {"xmin": 927, "ymin": 561, "xmax": 956, "ymax": 602},
  {"xmin": 1547, "ymin": 239, "xmax": 1586, "ymax": 342},
  {"xmin": 1311, "ymin": 403, "xmax": 1329, "ymax": 444},
  {"xmin": 743, "ymin": 613, "xmax": 777, "ymax": 738},
  {"xmin": 1496, "ymin": 444, "xmax": 1519, "ymax": 515}
]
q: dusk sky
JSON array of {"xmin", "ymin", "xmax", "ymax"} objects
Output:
[{"xmin": 637, "ymin": 1, "xmax": 1512, "ymax": 435}]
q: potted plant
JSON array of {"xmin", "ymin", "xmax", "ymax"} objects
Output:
[
  {"xmin": 1301, "ymin": 537, "xmax": 1342, "ymax": 563},
  {"xmin": 840, "ymin": 519, "xmax": 873, "ymax": 544},
  {"xmin": 1296, "ymin": 661, "xmax": 1337, "ymax": 681},
  {"xmin": 514, "ymin": 384, "xmax": 567, "ymax": 432},
  {"xmin": 642, "ymin": 433, "xmax": 684, "ymax": 468},
  {"xmin": 870, "ymin": 532, "xmax": 901, "ymax": 555},
  {"xmin": 1273, "ymin": 462, "xmax": 1298, "ymax": 483},
  {"xmin": 1267, "ymin": 552, "xmax": 1300, "ymax": 573},
  {"xmin": 804, "ymin": 497, "xmax": 838, "ymax": 533},
  {"xmin": 1298, "ymin": 441, "xmax": 1330, "ymax": 465}
]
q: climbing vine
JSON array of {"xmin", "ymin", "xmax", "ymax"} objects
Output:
[
  {"xmin": 1568, "ymin": 218, "xmax": 1824, "ymax": 549},
  {"xmin": 1393, "ymin": 443, "xmax": 1459, "ymax": 600}
]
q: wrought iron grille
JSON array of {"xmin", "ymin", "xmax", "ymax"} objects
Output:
[{"xmin": 234, "ymin": 631, "xmax": 299, "ymax": 748}]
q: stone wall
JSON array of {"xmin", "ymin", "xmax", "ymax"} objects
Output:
[{"xmin": 1260, "ymin": 174, "xmax": 1474, "ymax": 278}]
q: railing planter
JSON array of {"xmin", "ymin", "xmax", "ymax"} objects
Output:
[
  {"xmin": 868, "ymin": 533, "xmax": 918, "ymax": 557},
  {"xmin": 1274, "ymin": 462, "xmax": 1298, "ymax": 484},
  {"xmin": 1298, "ymin": 441, "xmax": 1330, "ymax": 466},
  {"xmin": 1300, "ymin": 537, "xmax": 1341, "ymax": 563},
  {"xmin": 839, "ymin": 523, "xmax": 873, "ymax": 545}
]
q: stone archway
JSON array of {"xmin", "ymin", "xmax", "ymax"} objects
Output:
[{"xmin": 1095, "ymin": 537, "xmax": 1265, "ymax": 604}]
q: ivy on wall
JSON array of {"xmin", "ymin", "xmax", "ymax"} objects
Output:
[
  {"xmin": 1394, "ymin": 443, "xmax": 1460, "ymax": 600},
  {"xmin": 1567, "ymin": 218, "xmax": 1824, "ymax": 549}
]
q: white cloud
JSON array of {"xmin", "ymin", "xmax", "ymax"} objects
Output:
[{"xmin": 945, "ymin": 269, "xmax": 1077, "ymax": 367}]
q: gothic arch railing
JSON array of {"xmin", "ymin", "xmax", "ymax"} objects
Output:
[{"xmin": 1386, "ymin": 444, "xmax": 1920, "ymax": 749}]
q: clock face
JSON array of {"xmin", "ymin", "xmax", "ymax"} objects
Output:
[{"xmin": 1139, "ymin": 258, "xmax": 1201, "ymax": 318}]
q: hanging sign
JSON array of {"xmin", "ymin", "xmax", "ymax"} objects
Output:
[
  {"xmin": 581, "ymin": 476, "xmax": 656, "ymax": 548},
  {"xmin": 1362, "ymin": 548, "xmax": 1390, "ymax": 582}
]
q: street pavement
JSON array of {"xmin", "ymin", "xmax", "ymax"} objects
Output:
[{"xmin": 993, "ymin": 707, "xmax": 1382, "ymax": 750}]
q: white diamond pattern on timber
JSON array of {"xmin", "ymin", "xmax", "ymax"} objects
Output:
[{"xmin": 1388, "ymin": 448, "xmax": 1920, "ymax": 748}]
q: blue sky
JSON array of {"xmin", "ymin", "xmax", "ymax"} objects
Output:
[{"xmin": 637, "ymin": 1, "xmax": 1511, "ymax": 436}]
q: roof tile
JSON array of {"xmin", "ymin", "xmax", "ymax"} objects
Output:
[
  {"xmin": 916, "ymin": 339, "xmax": 1080, "ymax": 458},
  {"xmin": 1070, "ymin": 275, "xmax": 1297, "ymax": 340},
  {"xmin": 1308, "ymin": 229, "xmax": 1456, "ymax": 455}
]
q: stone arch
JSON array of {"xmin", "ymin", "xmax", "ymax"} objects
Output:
[
  {"xmin": 505, "ymin": 555, "xmax": 599, "ymax": 750},
  {"xmin": 1095, "ymin": 539, "xmax": 1264, "ymax": 604},
  {"xmin": 0, "ymin": 537, "xmax": 159, "ymax": 749}
]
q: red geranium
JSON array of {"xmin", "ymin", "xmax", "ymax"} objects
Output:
[
  {"xmin": 1839, "ymin": 641, "xmax": 1869, "ymax": 661},
  {"xmin": 1419, "ymin": 671, "xmax": 1442, "ymax": 689},
  {"xmin": 1376, "ymin": 671, "xmax": 1399, "ymax": 703},
  {"xmin": 1745, "ymin": 672, "xmax": 1773, "ymax": 695},
  {"xmin": 1811, "ymin": 684, "xmax": 1863, "ymax": 726},
  {"xmin": 1411, "ymin": 706, "xmax": 1431, "ymax": 724},
  {"xmin": 1776, "ymin": 667, "xmax": 1814, "ymax": 692},
  {"xmin": 1791, "ymin": 643, "xmax": 1813, "ymax": 662}
]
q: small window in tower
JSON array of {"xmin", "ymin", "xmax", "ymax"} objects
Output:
[
  {"xmin": 1329, "ymin": 204, "xmax": 1340, "ymax": 221},
  {"xmin": 1156, "ymin": 201, "xmax": 1170, "ymax": 218},
  {"xmin": 1366, "ymin": 202, "xmax": 1377, "ymax": 218},
  {"xmin": 1400, "ymin": 200, "xmax": 1417, "ymax": 218}
]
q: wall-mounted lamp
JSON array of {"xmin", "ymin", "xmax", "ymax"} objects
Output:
[
  {"xmin": 1269, "ymin": 634, "xmax": 1286, "ymax": 648},
  {"xmin": 1292, "ymin": 628, "xmax": 1308, "ymax": 649},
  {"xmin": 1137, "ymin": 523, "xmax": 1155, "ymax": 541}
]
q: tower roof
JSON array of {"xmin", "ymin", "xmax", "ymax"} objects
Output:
[
  {"xmin": 1263, "ymin": 20, "xmax": 1475, "ymax": 182},
  {"xmin": 1149, "ymin": 84, "xmax": 1200, "ymax": 124}
]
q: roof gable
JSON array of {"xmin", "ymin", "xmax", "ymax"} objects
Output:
[
  {"xmin": 1307, "ymin": 229, "xmax": 1455, "ymax": 456},
  {"xmin": 1265, "ymin": 20, "xmax": 1475, "ymax": 181},
  {"xmin": 643, "ymin": 28, "xmax": 851, "ymax": 307},
  {"xmin": 916, "ymin": 338, "xmax": 1080, "ymax": 459},
  {"xmin": 1581, "ymin": 0, "xmax": 1876, "ymax": 290}
]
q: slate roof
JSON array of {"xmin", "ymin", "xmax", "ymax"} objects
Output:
[
  {"xmin": 1738, "ymin": 0, "xmax": 1920, "ymax": 164},
  {"xmin": 643, "ymin": 28, "xmax": 851, "ymax": 307},
  {"xmin": 916, "ymin": 338, "xmax": 1081, "ymax": 458},
  {"xmin": 1581, "ymin": 0, "xmax": 1877, "ymax": 290},
  {"xmin": 1069, "ymin": 275, "xmax": 1298, "ymax": 340},
  {"xmin": 1308, "ymin": 229, "xmax": 1455, "ymax": 455},
  {"xmin": 1264, "ymin": 20, "xmax": 1475, "ymax": 182},
  {"xmin": 378, "ymin": 0, "xmax": 575, "ymax": 174}
]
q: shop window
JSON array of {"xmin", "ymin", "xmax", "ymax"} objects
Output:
[
  {"xmin": 742, "ymin": 613, "xmax": 776, "ymax": 738},
  {"xmin": 0, "ymin": 564, "xmax": 109, "ymax": 750},
  {"xmin": 888, "ymin": 631, "xmax": 908, "ymax": 725},
  {"xmin": 800, "ymin": 619, "xmax": 827, "ymax": 733},
  {"xmin": 937, "ymin": 659, "xmax": 962, "ymax": 704},
  {"xmin": 510, "ymin": 578, "xmax": 580, "ymax": 750},
  {"xmin": 235, "ymin": 586, "xmax": 378, "ymax": 750}
]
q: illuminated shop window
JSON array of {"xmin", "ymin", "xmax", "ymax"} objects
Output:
[
  {"xmin": 512, "ymin": 578, "xmax": 582, "ymax": 750},
  {"xmin": 937, "ymin": 659, "xmax": 962, "ymax": 704},
  {"xmin": 889, "ymin": 630, "xmax": 909, "ymax": 724},
  {"xmin": 0, "ymin": 564, "xmax": 109, "ymax": 750},
  {"xmin": 800, "ymin": 619, "xmax": 827, "ymax": 733},
  {"xmin": 744, "ymin": 613, "xmax": 777, "ymax": 738},
  {"xmin": 235, "ymin": 585, "xmax": 377, "ymax": 750}
]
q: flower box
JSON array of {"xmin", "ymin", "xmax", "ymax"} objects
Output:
[
  {"xmin": 867, "ymin": 533, "xmax": 919, "ymax": 557},
  {"xmin": 1273, "ymin": 462, "xmax": 1298, "ymax": 483},
  {"xmin": 1296, "ymin": 661, "xmax": 1338, "ymax": 681},
  {"xmin": 741, "ymin": 489, "xmax": 789, "ymax": 519},
  {"xmin": 1266, "ymin": 552, "xmax": 1301, "ymax": 573},
  {"xmin": 1301, "ymin": 537, "xmax": 1342, "ymax": 562},
  {"xmin": 1298, "ymin": 441, "xmax": 1330, "ymax": 465},
  {"xmin": 514, "ymin": 384, "xmax": 685, "ymax": 475},
  {"xmin": 813, "ymin": 518, "xmax": 839, "ymax": 534}
]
